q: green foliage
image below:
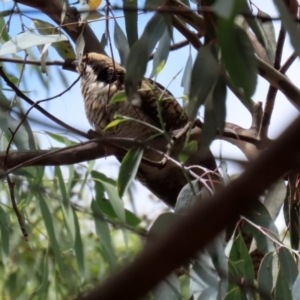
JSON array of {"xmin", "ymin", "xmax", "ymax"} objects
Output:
[{"xmin": 0, "ymin": 0, "xmax": 300, "ymax": 299}]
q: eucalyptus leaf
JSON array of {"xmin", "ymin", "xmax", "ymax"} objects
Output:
[
  {"xmin": 152, "ymin": 273, "xmax": 181, "ymax": 300},
  {"xmin": 218, "ymin": 23, "xmax": 257, "ymax": 98},
  {"xmin": 292, "ymin": 274, "xmax": 300, "ymax": 300},
  {"xmin": 181, "ymin": 52, "xmax": 193, "ymax": 95},
  {"xmin": 0, "ymin": 31, "xmax": 68, "ymax": 55},
  {"xmin": 0, "ymin": 206, "xmax": 10, "ymax": 262},
  {"xmin": 91, "ymin": 200, "xmax": 116, "ymax": 270},
  {"xmin": 118, "ymin": 147, "xmax": 143, "ymax": 198},
  {"xmin": 96, "ymin": 200, "xmax": 141, "ymax": 226},
  {"xmin": 122, "ymin": 0, "xmax": 138, "ymax": 48},
  {"xmin": 255, "ymin": 9, "xmax": 276, "ymax": 64},
  {"xmin": 187, "ymin": 44, "xmax": 219, "ymax": 121},
  {"xmin": 33, "ymin": 19, "xmax": 75, "ymax": 59},
  {"xmin": 0, "ymin": 110, "xmax": 30, "ymax": 150},
  {"xmin": 275, "ymin": 269, "xmax": 293, "ymax": 300},
  {"xmin": 264, "ymin": 180, "xmax": 286, "ymax": 221},
  {"xmin": 125, "ymin": 14, "xmax": 168, "ymax": 94},
  {"xmin": 38, "ymin": 193, "xmax": 69, "ymax": 278},
  {"xmin": 258, "ymin": 252, "xmax": 274, "ymax": 298},
  {"xmin": 73, "ymin": 210, "xmax": 85, "ymax": 277},
  {"xmin": 242, "ymin": 201, "xmax": 279, "ymax": 254},
  {"xmin": 278, "ymin": 248, "xmax": 298, "ymax": 290},
  {"xmin": 150, "ymin": 28, "xmax": 171, "ymax": 78},
  {"xmin": 110, "ymin": 90, "xmax": 127, "ymax": 103},
  {"xmin": 92, "ymin": 170, "xmax": 125, "ymax": 222},
  {"xmin": 273, "ymin": 0, "xmax": 300, "ymax": 57},
  {"xmin": 114, "ymin": 20, "xmax": 130, "ymax": 66}
]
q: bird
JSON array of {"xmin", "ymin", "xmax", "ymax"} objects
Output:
[{"xmin": 74, "ymin": 53, "xmax": 217, "ymax": 206}]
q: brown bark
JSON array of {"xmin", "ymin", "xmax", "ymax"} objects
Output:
[
  {"xmin": 76, "ymin": 115, "xmax": 300, "ymax": 300},
  {"xmin": 15, "ymin": 0, "xmax": 105, "ymax": 55}
]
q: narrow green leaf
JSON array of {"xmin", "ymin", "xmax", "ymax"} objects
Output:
[
  {"xmin": 34, "ymin": 18, "xmax": 75, "ymax": 59},
  {"xmin": 0, "ymin": 31, "xmax": 68, "ymax": 55},
  {"xmin": 91, "ymin": 171, "xmax": 125, "ymax": 222},
  {"xmin": 0, "ymin": 111, "xmax": 30, "ymax": 150},
  {"xmin": 187, "ymin": 44, "xmax": 219, "ymax": 120},
  {"xmin": 0, "ymin": 15, "xmax": 10, "ymax": 42},
  {"xmin": 264, "ymin": 180, "xmax": 287, "ymax": 221},
  {"xmin": 32, "ymin": 250, "xmax": 49, "ymax": 298},
  {"xmin": 55, "ymin": 166, "xmax": 68, "ymax": 201},
  {"xmin": 181, "ymin": 52, "xmax": 193, "ymax": 95},
  {"xmin": 104, "ymin": 118, "xmax": 126, "ymax": 130},
  {"xmin": 122, "ymin": 0, "xmax": 138, "ymax": 48},
  {"xmin": 91, "ymin": 200, "xmax": 116, "ymax": 270},
  {"xmin": 46, "ymin": 132, "xmax": 76, "ymax": 145},
  {"xmin": 242, "ymin": 201, "xmax": 279, "ymax": 254},
  {"xmin": 278, "ymin": 248, "xmax": 298, "ymax": 290},
  {"xmin": 125, "ymin": 14, "xmax": 167, "ymax": 94},
  {"xmin": 96, "ymin": 200, "xmax": 141, "ymax": 226},
  {"xmin": 218, "ymin": 23, "xmax": 257, "ymax": 98},
  {"xmin": 0, "ymin": 10, "xmax": 11, "ymax": 18},
  {"xmin": 212, "ymin": 75, "xmax": 227, "ymax": 134},
  {"xmin": 213, "ymin": 0, "xmax": 245, "ymax": 19},
  {"xmin": 179, "ymin": 140, "xmax": 198, "ymax": 164},
  {"xmin": 243, "ymin": 5, "xmax": 267, "ymax": 48},
  {"xmin": 229, "ymin": 234, "xmax": 254, "ymax": 286},
  {"xmin": 203, "ymin": 94, "xmax": 217, "ymax": 147},
  {"xmin": 152, "ymin": 273, "xmax": 181, "ymax": 300},
  {"xmin": 175, "ymin": 181, "xmax": 212, "ymax": 215},
  {"xmin": 86, "ymin": 11, "xmax": 104, "ymax": 20},
  {"xmin": 150, "ymin": 28, "xmax": 171, "ymax": 78},
  {"xmin": 114, "ymin": 20, "xmax": 130, "ymax": 66},
  {"xmin": 292, "ymin": 274, "xmax": 300, "ymax": 300},
  {"xmin": 54, "ymin": 166, "xmax": 75, "ymax": 245},
  {"xmin": 100, "ymin": 32, "xmax": 107, "ymax": 49},
  {"xmin": 190, "ymin": 259, "xmax": 220, "ymax": 300},
  {"xmin": 0, "ymin": 206, "xmax": 10, "ymax": 261},
  {"xmin": 110, "ymin": 90, "xmax": 127, "ymax": 103},
  {"xmin": 258, "ymin": 252, "xmax": 274, "ymax": 298},
  {"xmin": 118, "ymin": 147, "xmax": 143, "ymax": 198},
  {"xmin": 255, "ymin": 9, "xmax": 276, "ymax": 64},
  {"xmin": 273, "ymin": 0, "xmax": 300, "ymax": 57},
  {"xmin": 38, "ymin": 193, "xmax": 68, "ymax": 278},
  {"xmin": 73, "ymin": 210, "xmax": 85, "ymax": 277},
  {"xmin": 275, "ymin": 269, "xmax": 293, "ymax": 300},
  {"xmin": 149, "ymin": 213, "xmax": 179, "ymax": 237}
]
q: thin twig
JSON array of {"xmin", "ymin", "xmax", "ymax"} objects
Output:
[
  {"xmin": 279, "ymin": 51, "xmax": 298, "ymax": 74},
  {"xmin": 4, "ymin": 74, "xmax": 82, "ymax": 167},
  {"xmin": 0, "ymin": 67, "xmax": 89, "ymax": 139},
  {"xmin": 241, "ymin": 216, "xmax": 300, "ymax": 258},
  {"xmin": 6, "ymin": 175, "xmax": 28, "ymax": 240},
  {"xmin": 260, "ymin": 24, "xmax": 286, "ymax": 140},
  {"xmin": 0, "ymin": 57, "xmax": 64, "ymax": 66}
]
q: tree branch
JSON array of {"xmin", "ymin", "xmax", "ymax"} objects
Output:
[
  {"xmin": 76, "ymin": 115, "xmax": 300, "ymax": 300},
  {"xmin": 15, "ymin": 0, "xmax": 104, "ymax": 54}
]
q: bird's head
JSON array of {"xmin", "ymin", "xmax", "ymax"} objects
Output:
[{"xmin": 73, "ymin": 53, "xmax": 125, "ymax": 85}]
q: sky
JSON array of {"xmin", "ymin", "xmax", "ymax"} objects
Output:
[{"xmin": 0, "ymin": 0, "xmax": 298, "ymax": 221}]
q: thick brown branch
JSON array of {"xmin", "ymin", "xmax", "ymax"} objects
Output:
[
  {"xmin": 76, "ymin": 116, "xmax": 300, "ymax": 300},
  {"xmin": 15, "ymin": 0, "xmax": 104, "ymax": 54}
]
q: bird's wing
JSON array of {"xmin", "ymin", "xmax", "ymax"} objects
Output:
[{"xmin": 138, "ymin": 78, "xmax": 188, "ymax": 132}]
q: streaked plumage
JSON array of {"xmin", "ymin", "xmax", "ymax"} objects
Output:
[
  {"xmin": 77, "ymin": 53, "xmax": 188, "ymax": 139},
  {"xmin": 76, "ymin": 53, "xmax": 217, "ymax": 206}
]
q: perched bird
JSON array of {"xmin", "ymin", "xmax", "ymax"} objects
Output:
[
  {"xmin": 75, "ymin": 53, "xmax": 217, "ymax": 206},
  {"xmin": 76, "ymin": 53, "xmax": 188, "ymax": 139}
]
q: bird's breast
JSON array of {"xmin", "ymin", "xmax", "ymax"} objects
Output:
[{"xmin": 81, "ymin": 75, "xmax": 120, "ymax": 131}]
